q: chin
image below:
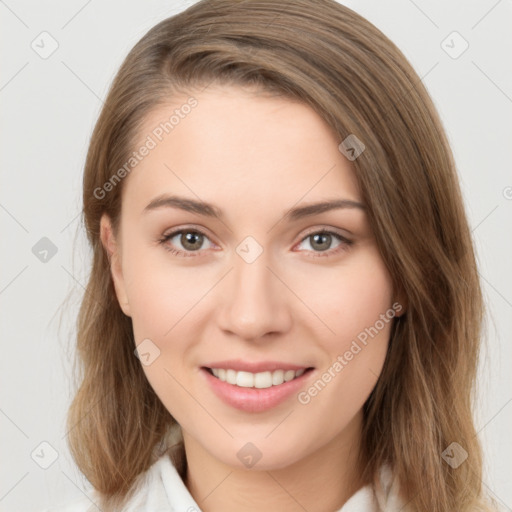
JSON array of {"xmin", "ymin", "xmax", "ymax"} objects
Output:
[{"xmin": 209, "ymin": 435, "xmax": 314, "ymax": 472}]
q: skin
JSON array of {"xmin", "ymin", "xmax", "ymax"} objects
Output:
[{"xmin": 100, "ymin": 85, "xmax": 402, "ymax": 512}]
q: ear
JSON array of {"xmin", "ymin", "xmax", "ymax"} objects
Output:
[{"xmin": 100, "ymin": 214, "xmax": 131, "ymax": 317}]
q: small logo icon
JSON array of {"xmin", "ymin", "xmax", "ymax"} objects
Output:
[
  {"xmin": 441, "ymin": 442, "xmax": 468, "ymax": 468},
  {"xmin": 338, "ymin": 134, "xmax": 365, "ymax": 161},
  {"xmin": 441, "ymin": 31, "xmax": 469, "ymax": 59},
  {"xmin": 134, "ymin": 338, "xmax": 161, "ymax": 366},
  {"xmin": 31, "ymin": 31, "xmax": 59, "ymax": 59},
  {"xmin": 237, "ymin": 442, "xmax": 262, "ymax": 468},
  {"xmin": 31, "ymin": 441, "xmax": 59, "ymax": 469},
  {"xmin": 236, "ymin": 236, "xmax": 263, "ymax": 264},
  {"xmin": 32, "ymin": 237, "xmax": 58, "ymax": 263}
]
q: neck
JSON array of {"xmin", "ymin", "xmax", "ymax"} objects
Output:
[{"xmin": 182, "ymin": 412, "xmax": 366, "ymax": 512}]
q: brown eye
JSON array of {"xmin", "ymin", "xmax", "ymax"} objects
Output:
[{"xmin": 179, "ymin": 231, "xmax": 204, "ymax": 251}]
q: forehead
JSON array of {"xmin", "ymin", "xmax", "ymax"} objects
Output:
[{"xmin": 123, "ymin": 85, "xmax": 361, "ymax": 216}]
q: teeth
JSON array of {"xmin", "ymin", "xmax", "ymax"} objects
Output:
[
  {"xmin": 237, "ymin": 371, "xmax": 254, "ymax": 388},
  {"xmin": 226, "ymin": 369, "xmax": 237, "ymax": 384},
  {"xmin": 284, "ymin": 370, "xmax": 295, "ymax": 382},
  {"xmin": 210, "ymin": 368, "xmax": 307, "ymax": 388},
  {"xmin": 272, "ymin": 369, "xmax": 284, "ymax": 385}
]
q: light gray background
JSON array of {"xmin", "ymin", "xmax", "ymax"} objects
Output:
[{"xmin": 1, "ymin": 0, "xmax": 511, "ymax": 510}]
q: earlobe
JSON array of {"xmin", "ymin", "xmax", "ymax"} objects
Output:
[{"xmin": 99, "ymin": 214, "xmax": 131, "ymax": 317}]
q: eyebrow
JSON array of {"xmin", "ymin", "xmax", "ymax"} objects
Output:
[{"xmin": 143, "ymin": 194, "xmax": 365, "ymax": 222}]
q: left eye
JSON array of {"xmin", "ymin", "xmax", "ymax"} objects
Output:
[
  {"xmin": 159, "ymin": 228, "xmax": 351, "ymax": 258},
  {"xmin": 295, "ymin": 230, "xmax": 351, "ymax": 256}
]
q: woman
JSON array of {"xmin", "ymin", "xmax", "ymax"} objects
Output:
[{"xmin": 57, "ymin": 0, "xmax": 494, "ymax": 510}]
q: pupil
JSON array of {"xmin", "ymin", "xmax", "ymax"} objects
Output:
[
  {"xmin": 183, "ymin": 232, "xmax": 202, "ymax": 250},
  {"xmin": 312, "ymin": 233, "xmax": 330, "ymax": 251}
]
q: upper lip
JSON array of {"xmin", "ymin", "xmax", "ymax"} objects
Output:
[{"xmin": 203, "ymin": 359, "xmax": 313, "ymax": 373}]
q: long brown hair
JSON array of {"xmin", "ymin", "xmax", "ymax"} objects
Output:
[{"xmin": 68, "ymin": 1, "xmax": 493, "ymax": 510}]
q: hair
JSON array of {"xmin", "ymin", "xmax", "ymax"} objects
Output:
[{"xmin": 67, "ymin": 0, "xmax": 493, "ymax": 510}]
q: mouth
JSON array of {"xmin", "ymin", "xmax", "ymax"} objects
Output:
[
  {"xmin": 203, "ymin": 367, "xmax": 314, "ymax": 388},
  {"xmin": 201, "ymin": 364, "xmax": 315, "ymax": 413}
]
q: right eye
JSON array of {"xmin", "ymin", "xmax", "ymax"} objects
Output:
[{"xmin": 158, "ymin": 227, "xmax": 215, "ymax": 257}]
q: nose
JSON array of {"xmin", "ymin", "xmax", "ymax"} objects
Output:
[{"xmin": 216, "ymin": 246, "xmax": 292, "ymax": 342}]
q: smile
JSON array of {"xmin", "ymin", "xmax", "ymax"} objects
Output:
[
  {"xmin": 202, "ymin": 365, "xmax": 315, "ymax": 413},
  {"xmin": 208, "ymin": 368, "xmax": 307, "ymax": 388}
]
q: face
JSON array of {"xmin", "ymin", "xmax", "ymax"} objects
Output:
[{"xmin": 101, "ymin": 85, "xmax": 400, "ymax": 471}]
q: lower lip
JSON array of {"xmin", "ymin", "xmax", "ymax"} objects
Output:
[{"xmin": 201, "ymin": 367, "xmax": 314, "ymax": 413}]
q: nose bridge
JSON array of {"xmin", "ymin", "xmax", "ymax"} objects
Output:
[{"xmin": 218, "ymin": 238, "xmax": 290, "ymax": 340}]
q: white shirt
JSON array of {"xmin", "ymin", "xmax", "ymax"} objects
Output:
[{"xmin": 43, "ymin": 452, "xmax": 407, "ymax": 512}]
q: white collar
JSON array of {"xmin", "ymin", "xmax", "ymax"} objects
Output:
[
  {"xmin": 117, "ymin": 452, "xmax": 407, "ymax": 512},
  {"xmin": 58, "ymin": 450, "xmax": 406, "ymax": 511}
]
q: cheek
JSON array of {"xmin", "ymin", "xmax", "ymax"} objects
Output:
[
  {"xmin": 293, "ymin": 249, "xmax": 394, "ymax": 408},
  {"xmin": 120, "ymin": 241, "xmax": 205, "ymax": 418},
  {"xmin": 121, "ymin": 239, "xmax": 211, "ymax": 341},
  {"xmin": 335, "ymin": 262, "xmax": 394, "ymax": 347},
  {"xmin": 293, "ymin": 247, "xmax": 394, "ymax": 351}
]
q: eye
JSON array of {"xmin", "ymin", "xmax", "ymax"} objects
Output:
[
  {"xmin": 158, "ymin": 227, "xmax": 215, "ymax": 257},
  {"xmin": 295, "ymin": 229, "xmax": 353, "ymax": 257},
  {"xmin": 158, "ymin": 227, "xmax": 352, "ymax": 258}
]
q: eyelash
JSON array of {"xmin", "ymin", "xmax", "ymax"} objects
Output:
[{"xmin": 158, "ymin": 226, "xmax": 353, "ymax": 258}]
